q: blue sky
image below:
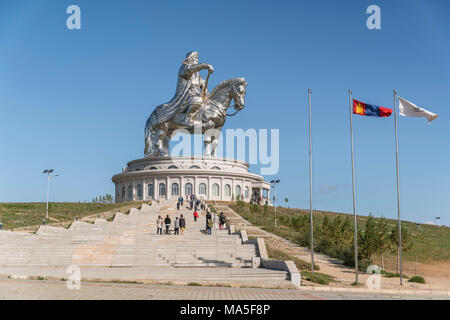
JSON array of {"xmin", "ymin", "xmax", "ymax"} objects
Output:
[{"xmin": 0, "ymin": 0, "xmax": 449, "ymax": 226}]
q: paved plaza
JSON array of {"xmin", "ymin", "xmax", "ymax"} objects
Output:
[{"xmin": 0, "ymin": 278, "xmax": 447, "ymax": 300}]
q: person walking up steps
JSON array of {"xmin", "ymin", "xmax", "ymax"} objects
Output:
[
  {"xmin": 179, "ymin": 214, "xmax": 186, "ymax": 235},
  {"xmin": 214, "ymin": 211, "xmax": 219, "ymax": 231},
  {"xmin": 219, "ymin": 212, "xmax": 227, "ymax": 230},
  {"xmin": 164, "ymin": 215, "xmax": 171, "ymax": 234},
  {"xmin": 174, "ymin": 217, "xmax": 180, "ymax": 235},
  {"xmin": 206, "ymin": 216, "xmax": 212, "ymax": 235},
  {"xmin": 177, "ymin": 201, "xmax": 180, "ymax": 211},
  {"xmin": 193, "ymin": 210, "xmax": 199, "ymax": 222},
  {"xmin": 205, "ymin": 210, "xmax": 212, "ymax": 231},
  {"xmin": 156, "ymin": 215, "xmax": 163, "ymax": 235}
]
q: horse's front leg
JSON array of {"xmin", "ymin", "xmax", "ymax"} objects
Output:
[
  {"xmin": 160, "ymin": 135, "xmax": 170, "ymax": 157},
  {"xmin": 211, "ymin": 130, "xmax": 221, "ymax": 157},
  {"xmin": 153, "ymin": 127, "xmax": 168, "ymax": 156},
  {"xmin": 204, "ymin": 136, "xmax": 212, "ymax": 157}
]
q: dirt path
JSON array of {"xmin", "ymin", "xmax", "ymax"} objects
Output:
[{"xmin": 215, "ymin": 204, "xmax": 450, "ymax": 291}]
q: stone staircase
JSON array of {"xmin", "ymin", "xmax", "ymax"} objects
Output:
[{"xmin": 0, "ymin": 200, "xmax": 291, "ymax": 287}]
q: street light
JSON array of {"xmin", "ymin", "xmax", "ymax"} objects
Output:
[
  {"xmin": 435, "ymin": 217, "xmax": 441, "ymax": 225},
  {"xmin": 270, "ymin": 179, "xmax": 280, "ymax": 227},
  {"xmin": 42, "ymin": 169, "xmax": 59, "ymax": 219}
]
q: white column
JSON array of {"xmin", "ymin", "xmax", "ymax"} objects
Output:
[
  {"xmin": 231, "ymin": 178, "xmax": 235, "ymax": 200},
  {"xmin": 181, "ymin": 176, "xmax": 185, "ymax": 197},
  {"xmin": 220, "ymin": 177, "xmax": 223, "ymax": 201},
  {"xmin": 207, "ymin": 176, "xmax": 211, "ymax": 201},
  {"xmin": 143, "ymin": 179, "xmax": 147, "ymax": 201},
  {"xmin": 152, "ymin": 178, "xmax": 156, "ymax": 200},
  {"xmin": 166, "ymin": 176, "xmax": 170, "ymax": 199},
  {"xmin": 193, "ymin": 176, "xmax": 197, "ymax": 196}
]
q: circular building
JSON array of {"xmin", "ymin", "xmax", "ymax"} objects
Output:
[{"xmin": 112, "ymin": 156, "xmax": 271, "ymax": 203}]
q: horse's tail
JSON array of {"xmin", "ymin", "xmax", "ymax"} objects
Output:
[{"xmin": 144, "ymin": 111, "xmax": 158, "ymax": 156}]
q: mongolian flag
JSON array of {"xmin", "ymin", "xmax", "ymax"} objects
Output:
[{"xmin": 353, "ymin": 99, "xmax": 392, "ymax": 117}]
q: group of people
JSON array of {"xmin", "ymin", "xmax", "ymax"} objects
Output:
[
  {"xmin": 203, "ymin": 210, "xmax": 227, "ymax": 235},
  {"xmin": 250, "ymin": 193, "xmax": 269, "ymax": 206},
  {"xmin": 155, "ymin": 194, "xmax": 227, "ymax": 236},
  {"xmin": 156, "ymin": 214, "xmax": 186, "ymax": 235}
]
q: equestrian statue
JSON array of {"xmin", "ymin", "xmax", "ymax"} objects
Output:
[{"xmin": 144, "ymin": 51, "xmax": 247, "ymax": 157}]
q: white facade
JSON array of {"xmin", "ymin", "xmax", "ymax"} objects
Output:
[{"xmin": 112, "ymin": 156, "xmax": 271, "ymax": 203}]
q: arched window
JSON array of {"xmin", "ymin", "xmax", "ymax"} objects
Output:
[
  {"xmin": 211, "ymin": 166, "xmax": 221, "ymax": 170},
  {"xmin": 185, "ymin": 182, "xmax": 193, "ymax": 195},
  {"xmin": 149, "ymin": 166, "xmax": 157, "ymax": 170},
  {"xmin": 212, "ymin": 183, "xmax": 220, "ymax": 196},
  {"xmin": 159, "ymin": 183, "xmax": 166, "ymax": 196},
  {"xmin": 128, "ymin": 185, "xmax": 133, "ymax": 199},
  {"xmin": 224, "ymin": 184, "xmax": 231, "ymax": 197},
  {"xmin": 172, "ymin": 183, "xmax": 179, "ymax": 196},
  {"xmin": 235, "ymin": 185, "xmax": 241, "ymax": 197},
  {"xmin": 245, "ymin": 187, "xmax": 249, "ymax": 199},
  {"xmin": 168, "ymin": 165, "xmax": 178, "ymax": 169},
  {"xmin": 137, "ymin": 184, "xmax": 143, "ymax": 199},
  {"xmin": 199, "ymin": 183, "xmax": 207, "ymax": 195},
  {"xmin": 121, "ymin": 186, "xmax": 125, "ymax": 199},
  {"xmin": 148, "ymin": 183, "xmax": 154, "ymax": 197},
  {"xmin": 189, "ymin": 165, "xmax": 201, "ymax": 169}
]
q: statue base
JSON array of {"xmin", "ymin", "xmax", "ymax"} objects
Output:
[{"xmin": 111, "ymin": 156, "xmax": 271, "ymax": 204}]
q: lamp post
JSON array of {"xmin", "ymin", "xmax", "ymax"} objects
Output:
[
  {"xmin": 435, "ymin": 217, "xmax": 441, "ymax": 226},
  {"xmin": 42, "ymin": 169, "xmax": 59, "ymax": 220},
  {"xmin": 270, "ymin": 179, "xmax": 280, "ymax": 227}
]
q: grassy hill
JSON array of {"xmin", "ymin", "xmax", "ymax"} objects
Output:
[
  {"xmin": 0, "ymin": 202, "xmax": 137, "ymax": 230},
  {"xmin": 228, "ymin": 203, "xmax": 450, "ymax": 265}
]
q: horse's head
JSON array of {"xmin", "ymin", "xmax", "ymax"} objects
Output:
[
  {"xmin": 209, "ymin": 77, "xmax": 248, "ymax": 117},
  {"xmin": 230, "ymin": 78, "xmax": 247, "ymax": 112}
]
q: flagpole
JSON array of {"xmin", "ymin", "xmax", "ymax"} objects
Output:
[
  {"xmin": 393, "ymin": 89, "xmax": 403, "ymax": 285},
  {"xmin": 308, "ymin": 88, "xmax": 315, "ymax": 273},
  {"xmin": 349, "ymin": 89, "xmax": 358, "ymax": 284}
]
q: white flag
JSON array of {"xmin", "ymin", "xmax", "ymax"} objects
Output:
[{"xmin": 398, "ymin": 97, "xmax": 438, "ymax": 123}]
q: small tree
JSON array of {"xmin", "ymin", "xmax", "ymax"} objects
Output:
[
  {"xmin": 236, "ymin": 194, "xmax": 244, "ymax": 208},
  {"xmin": 375, "ymin": 216, "xmax": 391, "ymax": 270},
  {"xmin": 250, "ymin": 203, "xmax": 261, "ymax": 224},
  {"xmin": 358, "ymin": 214, "xmax": 379, "ymax": 265},
  {"xmin": 390, "ymin": 226, "xmax": 414, "ymax": 274}
]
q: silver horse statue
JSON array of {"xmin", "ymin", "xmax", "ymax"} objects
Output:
[{"xmin": 145, "ymin": 51, "xmax": 247, "ymax": 157}]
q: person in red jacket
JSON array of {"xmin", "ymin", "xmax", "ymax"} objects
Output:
[{"xmin": 193, "ymin": 210, "xmax": 199, "ymax": 222}]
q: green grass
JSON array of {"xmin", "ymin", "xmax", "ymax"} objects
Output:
[
  {"xmin": 265, "ymin": 247, "xmax": 320, "ymax": 271},
  {"xmin": 0, "ymin": 202, "xmax": 138, "ymax": 230},
  {"xmin": 408, "ymin": 276, "xmax": 426, "ymax": 284},
  {"xmin": 229, "ymin": 203, "xmax": 450, "ymax": 264},
  {"xmin": 381, "ymin": 270, "xmax": 409, "ymax": 279},
  {"xmin": 187, "ymin": 282, "xmax": 202, "ymax": 286},
  {"xmin": 301, "ymin": 272, "xmax": 334, "ymax": 285}
]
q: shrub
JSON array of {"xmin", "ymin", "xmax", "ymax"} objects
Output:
[
  {"xmin": 408, "ymin": 276, "xmax": 425, "ymax": 284},
  {"xmin": 380, "ymin": 271, "xmax": 409, "ymax": 279},
  {"xmin": 301, "ymin": 272, "xmax": 334, "ymax": 285},
  {"xmin": 187, "ymin": 282, "xmax": 202, "ymax": 286}
]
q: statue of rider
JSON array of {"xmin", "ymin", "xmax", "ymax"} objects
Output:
[{"xmin": 153, "ymin": 51, "xmax": 214, "ymax": 127}]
